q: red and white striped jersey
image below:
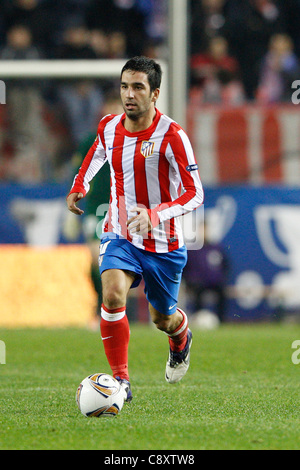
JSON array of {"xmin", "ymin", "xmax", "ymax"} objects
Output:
[{"xmin": 69, "ymin": 109, "xmax": 204, "ymax": 253}]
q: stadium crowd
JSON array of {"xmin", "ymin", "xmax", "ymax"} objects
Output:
[{"xmin": 1, "ymin": 0, "xmax": 300, "ymax": 182}]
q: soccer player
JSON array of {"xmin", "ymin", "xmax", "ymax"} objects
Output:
[{"xmin": 67, "ymin": 56, "xmax": 204, "ymax": 402}]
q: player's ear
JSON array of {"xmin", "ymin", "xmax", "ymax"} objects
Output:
[{"xmin": 152, "ymin": 88, "xmax": 160, "ymax": 103}]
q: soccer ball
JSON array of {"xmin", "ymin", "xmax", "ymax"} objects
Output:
[{"xmin": 76, "ymin": 373, "xmax": 125, "ymax": 417}]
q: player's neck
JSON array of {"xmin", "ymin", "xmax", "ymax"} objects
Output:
[{"xmin": 124, "ymin": 107, "xmax": 157, "ymax": 133}]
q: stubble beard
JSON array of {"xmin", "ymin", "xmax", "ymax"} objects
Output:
[{"xmin": 124, "ymin": 109, "xmax": 140, "ymax": 121}]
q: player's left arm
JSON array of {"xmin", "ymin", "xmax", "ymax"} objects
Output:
[
  {"xmin": 127, "ymin": 206, "xmax": 152, "ymax": 236},
  {"xmin": 148, "ymin": 129, "xmax": 204, "ymax": 228}
]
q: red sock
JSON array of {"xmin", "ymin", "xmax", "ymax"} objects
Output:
[
  {"xmin": 100, "ymin": 304, "xmax": 130, "ymax": 381},
  {"xmin": 167, "ymin": 308, "xmax": 188, "ymax": 352}
]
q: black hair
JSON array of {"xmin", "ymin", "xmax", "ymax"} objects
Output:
[{"xmin": 120, "ymin": 56, "xmax": 162, "ymax": 92}]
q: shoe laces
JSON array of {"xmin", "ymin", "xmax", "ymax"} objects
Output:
[
  {"xmin": 169, "ymin": 334, "xmax": 190, "ymax": 366},
  {"xmin": 169, "ymin": 351, "xmax": 182, "ymax": 367}
]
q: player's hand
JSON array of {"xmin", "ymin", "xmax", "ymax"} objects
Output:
[
  {"xmin": 127, "ymin": 207, "xmax": 152, "ymax": 237},
  {"xmin": 67, "ymin": 192, "xmax": 84, "ymax": 216}
]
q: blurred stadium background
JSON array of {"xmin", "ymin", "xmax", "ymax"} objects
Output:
[{"xmin": 1, "ymin": 0, "xmax": 300, "ymax": 328}]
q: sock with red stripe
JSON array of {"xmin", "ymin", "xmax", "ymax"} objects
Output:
[
  {"xmin": 167, "ymin": 308, "xmax": 188, "ymax": 352},
  {"xmin": 100, "ymin": 304, "xmax": 130, "ymax": 381}
]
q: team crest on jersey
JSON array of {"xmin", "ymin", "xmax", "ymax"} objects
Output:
[{"xmin": 140, "ymin": 140, "xmax": 155, "ymax": 158}]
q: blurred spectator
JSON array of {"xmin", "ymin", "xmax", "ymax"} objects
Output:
[
  {"xmin": 0, "ymin": 2, "xmax": 6, "ymax": 46},
  {"xmin": 56, "ymin": 17, "xmax": 103, "ymax": 146},
  {"xmin": 257, "ymin": 33, "xmax": 300, "ymax": 102},
  {"xmin": 190, "ymin": 36, "xmax": 245, "ymax": 104},
  {"xmin": 85, "ymin": 0, "xmax": 148, "ymax": 57},
  {"xmin": 0, "ymin": 0, "xmax": 168, "ymax": 58},
  {"xmin": 183, "ymin": 221, "xmax": 229, "ymax": 323},
  {"xmin": 190, "ymin": 0, "xmax": 228, "ymax": 55},
  {"xmin": 58, "ymin": 81, "xmax": 103, "ymax": 146},
  {"xmin": 1, "ymin": 0, "xmax": 60, "ymax": 57},
  {"xmin": 222, "ymin": 0, "xmax": 300, "ymax": 100},
  {"xmin": 0, "ymin": 24, "xmax": 49, "ymax": 182},
  {"xmin": 107, "ymin": 31, "xmax": 128, "ymax": 59},
  {"xmin": 0, "ymin": 22, "xmax": 42, "ymax": 60},
  {"xmin": 144, "ymin": 0, "xmax": 168, "ymax": 44},
  {"xmin": 56, "ymin": 16, "xmax": 97, "ymax": 60},
  {"xmin": 285, "ymin": 0, "xmax": 300, "ymax": 56},
  {"xmin": 142, "ymin": 38, "xmax": 167, "ymax": 61},
  {"xmin": 88, "ymin": 28, "xmax": 128, "ymax": 60},
  {"xmin": 89, "ymin": 29, "xmax": 110, "ymax": 58}
]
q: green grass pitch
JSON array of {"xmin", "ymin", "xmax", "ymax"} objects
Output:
[{"xmin": 0, "ymin": 323, "xmax": 299, "ymax": 450}]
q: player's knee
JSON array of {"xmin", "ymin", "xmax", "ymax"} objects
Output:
[
  {"xmin": 102, "ymin": 285, "xmax": 126, "ymax": 309},
  {"xmin": 149, "ymin": 304, "xmax": 170, "ymax": 332},
  {"xmin": 152, "ymin": 314, "xmax": 173, "ymax": 333},
  {"xmin": 154, "ymin": 319, "xmax": 171, "ymax": 333},
  {"xmin": 150, "ymin": 305, "xmax": 183, "ymax": 334}
]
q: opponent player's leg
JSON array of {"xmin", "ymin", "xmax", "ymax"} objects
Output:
[
  {"xmin": 149, "ymin": 304, "xmax": 192, "ymax": 384},
  {"xmin": 100, "ymin": 268, "xmax": 135, "ymax": 400}
]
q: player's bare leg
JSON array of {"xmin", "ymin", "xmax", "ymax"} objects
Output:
[
  {"xmin": 101, "ymin": 268, "xmax": 134, "ymax": 309},
  {"xmin": 149, "ymin": 304, "xmax": 192, "ymax": 384},
  {"xmin": 148, "ymin": 304, "xmax": 183, "ymax": 334},
  {"xmin": 100, "ymin": 269, "xmax": 135, "ymax": 401}
]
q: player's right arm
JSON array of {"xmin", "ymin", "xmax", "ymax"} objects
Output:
[
  {"xmin": 66, "ymin": 117, "xmax": 111, "ymax": 214},
  {"xmin": 67, "ymin": 192, "xmax": 84, "ymax": 215},
  {"xmin": 68, "ymin": 134, "xmax": 106, "ymax": 198}
]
